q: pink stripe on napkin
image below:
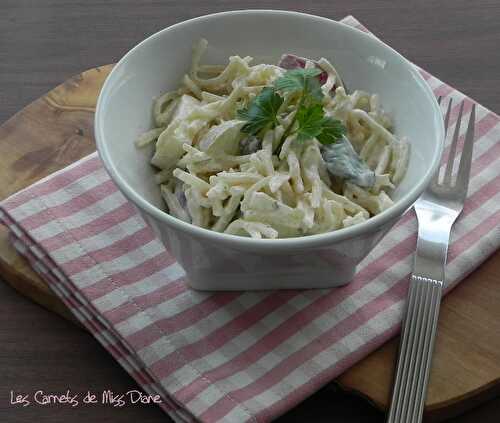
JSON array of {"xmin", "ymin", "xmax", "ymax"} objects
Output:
[{"xmin": 1, "ymin": 16, "xmax": 499, "ymax": 423}]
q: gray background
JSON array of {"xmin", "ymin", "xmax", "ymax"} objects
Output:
[{"xmin": 1, "ymin": 1, "xmax": 499, "ymax": 422}]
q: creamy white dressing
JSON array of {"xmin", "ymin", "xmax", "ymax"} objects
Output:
[{"xmin": 135, "ymin": 40, "xmax": 410, "ymax": 238}]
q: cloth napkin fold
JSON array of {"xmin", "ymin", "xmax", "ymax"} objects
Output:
[{"xmin": 1, "ymin": 16, "xmax": 499, "ymax": 423}]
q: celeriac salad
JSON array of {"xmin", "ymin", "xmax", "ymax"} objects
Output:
[{"xmin": 135, "ymin": 39, "xmax": 410, "ymax": 239}]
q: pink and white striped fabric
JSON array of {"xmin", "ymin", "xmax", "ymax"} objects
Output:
[{"xmin": 1, "ymin": 16, "xmax": 499, "ymax": 423}]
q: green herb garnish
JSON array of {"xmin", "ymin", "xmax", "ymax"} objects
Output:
[
  {"xmin": 316, "ymin": 116, "xmax": 347, "ymax": 145},
  {"xmin": 237, "ymin": 68, "xmax": 346, "ymax": 152},
  {"xmin": 237, "ymin": 87, "xmax": 284, "ymax": 135},
  {"xmin": 295, "ymin": 103, "xmax": 325, "ymax": 142},
  {"xmin": 274, "ymin": 68, "xmax": 324, "ymax": 103},
  {"xmin": 295, "ymin": 104, "xmax": 346, "ymax": 144}
]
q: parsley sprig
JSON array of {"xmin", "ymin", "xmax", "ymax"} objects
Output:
[
  {"xmin": 274, "ymin": 68, "xmax": 324, "ymax": 103},
  {"xmin": 237, "ymin": 87, "xmax": 283, "ymax": 135},
  {"xmin": 237, "ymin": 68, "xmax": 346, "ymax": 152}
]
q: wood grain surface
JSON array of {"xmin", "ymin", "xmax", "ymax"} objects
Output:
[
  {"xmin": 1, "ymin": 1, "xmax": 499, "ymax": 422},
  {"xmin": 0, "ymin": 65, "xmax": 113, "ymax": 327}
]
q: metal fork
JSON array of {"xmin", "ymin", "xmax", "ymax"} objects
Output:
[{"xmin": 387, "ymin": 98, "xmax": 476, "ymax": 423}]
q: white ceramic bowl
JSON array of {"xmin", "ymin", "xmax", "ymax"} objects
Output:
[{"xmin": 95, "ymin": 10, "xmax": 444, "ymax": 290}]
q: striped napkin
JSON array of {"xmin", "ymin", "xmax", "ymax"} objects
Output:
[{"xmin": 1, "ymin": 16, "xmax": 499, "ymax": 423}]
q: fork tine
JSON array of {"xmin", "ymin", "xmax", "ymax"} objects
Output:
[
  {"xmin": 431, "ymin": 98, "xmax": 452, "ymax": 185},
  {"xmin": 455, "ymin": 103, "xmax": 476, "ymax": 197},
  {"xmin": 443, "ymin": 98, "xmax": 453, "ymax": 138},
  {"xmin": 443, "ymin": 100, "xmax": 464, "ymax": 186}
]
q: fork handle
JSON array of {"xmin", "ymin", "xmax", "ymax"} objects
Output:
[
  {"xmin": 387, "ymin": 209, "xmax": 451, "ymax": 423},
  {"xmin": 387, "ymin": 274, "xmax": 443, "ymax": 423}
]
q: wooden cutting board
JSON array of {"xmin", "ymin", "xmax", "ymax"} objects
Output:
[{"xmin": 0, "ymin": 66, "xmax": 499, "ymax": 421}]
